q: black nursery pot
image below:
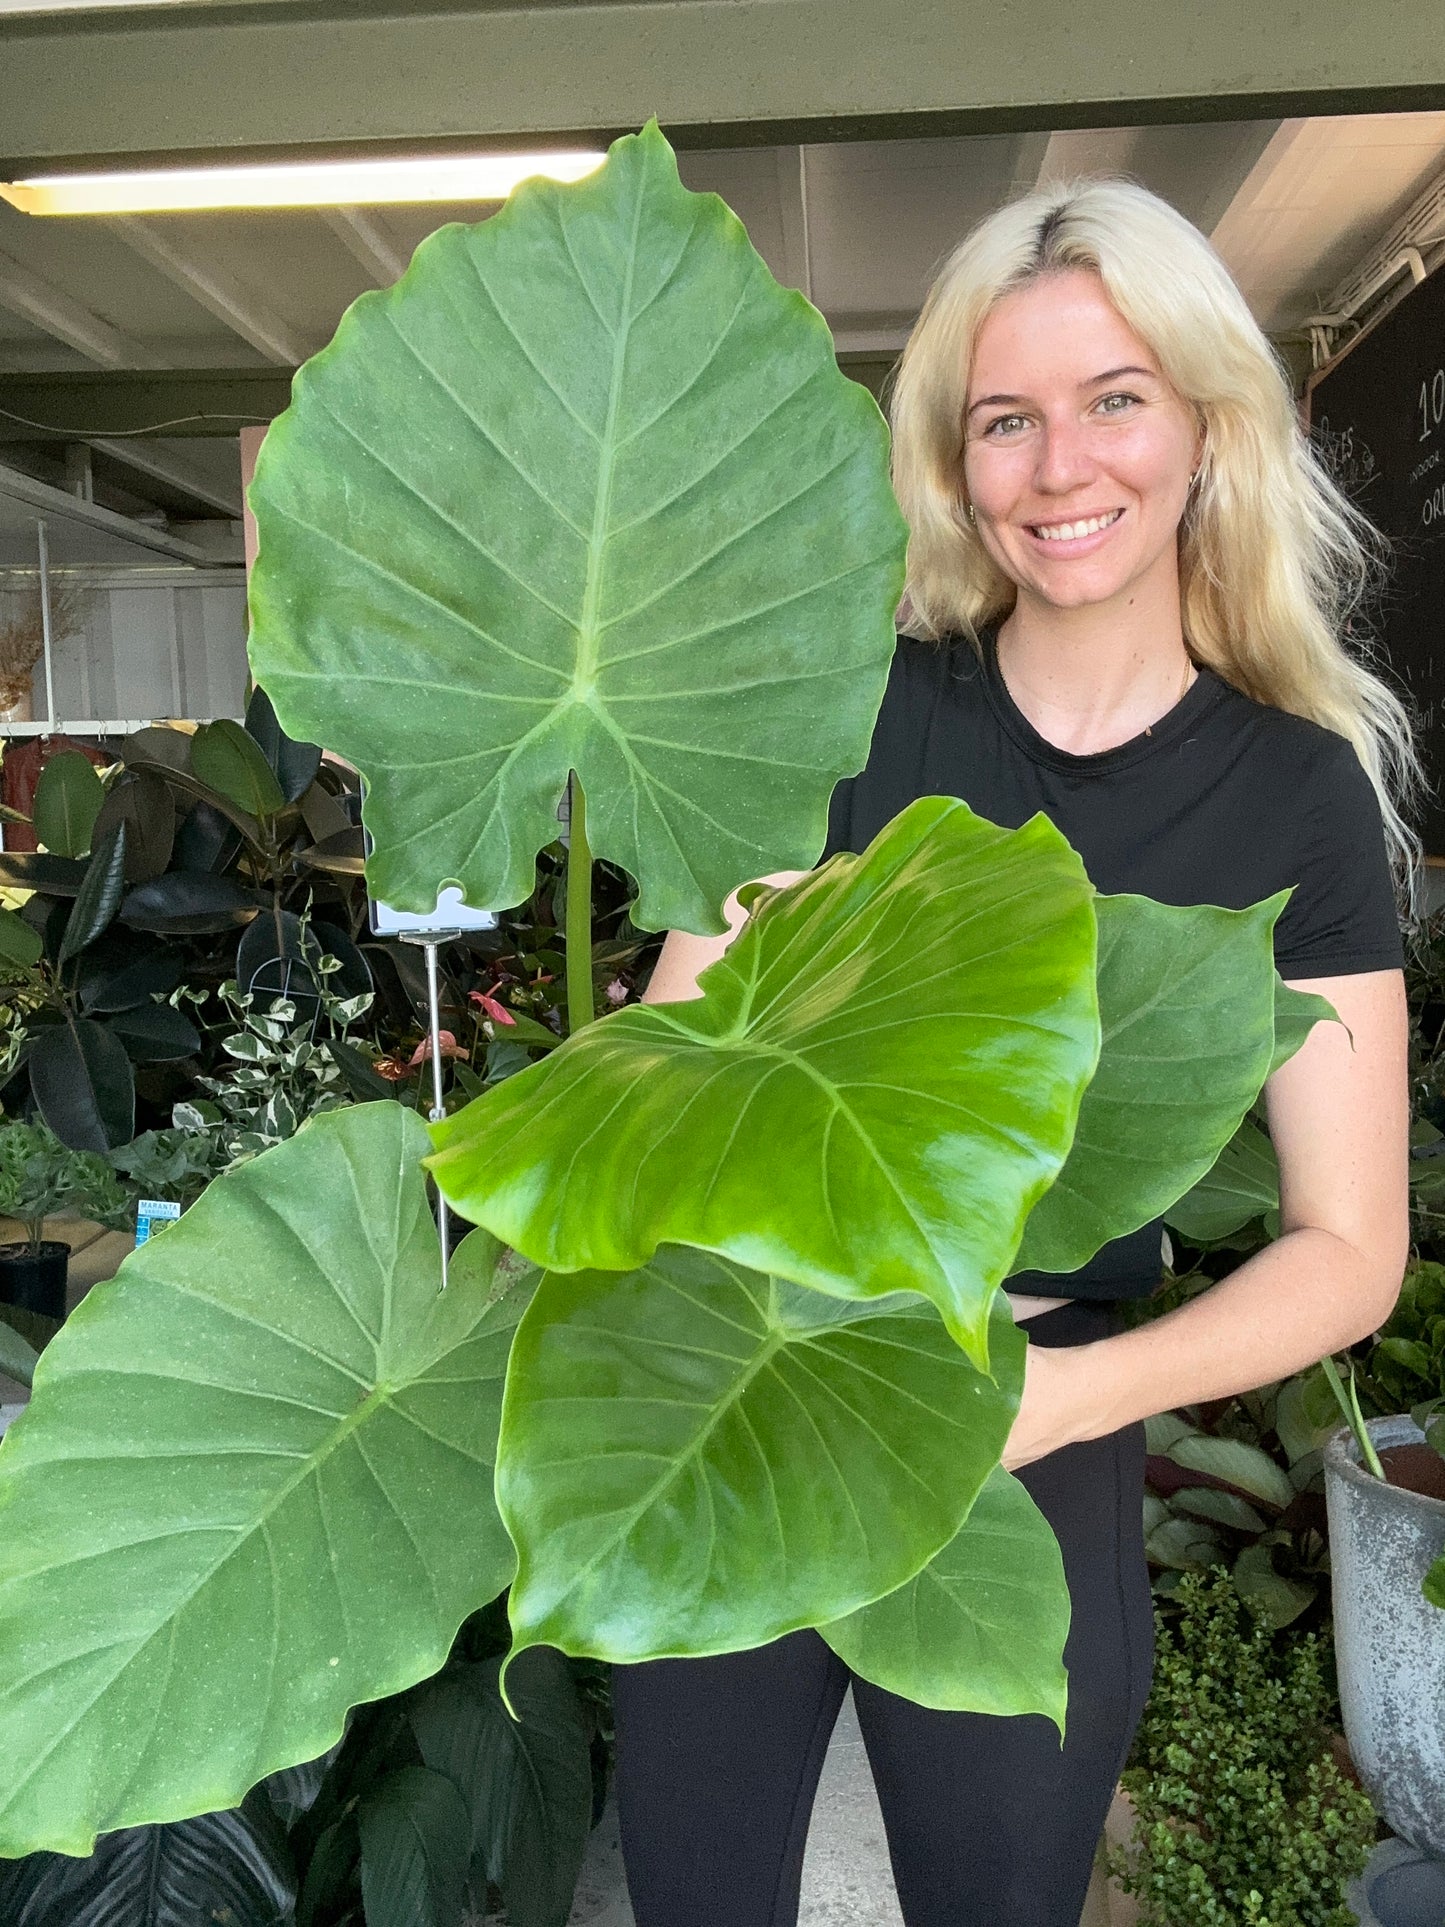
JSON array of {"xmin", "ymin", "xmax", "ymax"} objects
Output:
[{"xmin": 0, "ymin": 1240, "xmax": 69, "ymax": 1319}]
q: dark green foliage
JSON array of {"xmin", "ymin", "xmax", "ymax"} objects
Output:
[{"xmin": 1109, "ymin": 1572, "xmax": 1376, "ymax": 1927}]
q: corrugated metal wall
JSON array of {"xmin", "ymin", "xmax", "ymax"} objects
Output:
[{"xmin": 0, "ymin": 568, "xmax": 249, "ymax": 730}]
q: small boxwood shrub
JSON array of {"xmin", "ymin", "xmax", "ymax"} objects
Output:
[{"xmin": 1109, "ymin": 1570, "xmax": 1377, "ymax": 1927}]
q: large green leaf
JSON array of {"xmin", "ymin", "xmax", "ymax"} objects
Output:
[
  {"xmin": 430, "ymin": 798, "xmax": 1098, "ymax": 1366},
  {"xmin": 32, "ymin": 751, "xmax": 104, "ymax": 860},
  {"xmin": 247, "ymin": 121, "xmax": 907, "ymax": 932},
  {"xmin": 0, "ymin": 1788, "xmax": 295, "ymax": 1927},
  {"xmin": 1010, "ymin": 892, "xmax": 1287, "ymax": 1275},
  {"xmin": 819, "ymin": 1464, "xmax": 1069, "ymax": 1730},
  {"xmin": 497, "ymin": 1250, "xmax": 1026, "ymax": 1664},
  {"xmin": 29, "ymin": 1016, "xmax": 135, "ymax": 1151},
  {"xmin": 190, "ymin": 720, "xmax": 287, "ymax": 822},
  {"xmin": 407, "ymin": 1647, "xmax": 593, "ymax": 1927},
  {"xmin": 1165, "ymin": 1116, "xmax": 1280, "ymax": 1243},
  {"xmin": 0, "ymin": 1104, "xmax": 525, "ymax": 1857}
]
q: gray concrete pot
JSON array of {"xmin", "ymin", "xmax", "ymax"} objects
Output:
[{"xmin": 1325, "ymin": 1414, "xmax": 1445, "ymax": 1856}]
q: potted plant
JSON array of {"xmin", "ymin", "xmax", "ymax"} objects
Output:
[
  {"xmin": 0, "ymin": 124, "xmax": 1331, "ymax": 1908},
  {"xmin": 0, "ymin": 1117, "xmax": 131, "ymax": 1318}
]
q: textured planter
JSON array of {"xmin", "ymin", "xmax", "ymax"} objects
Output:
[
  {"xmin": 0, "ymin": 1240, "xmax": 68, "ymax": 1320},
  {"xmin": 1325, "ymin": 1415, "xmax": 1445, "ymax": 1855}
]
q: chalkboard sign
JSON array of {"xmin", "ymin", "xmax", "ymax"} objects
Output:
[{"xmin": 1309, "ymin": 264, "xmax": 1445, "ymax": 853}]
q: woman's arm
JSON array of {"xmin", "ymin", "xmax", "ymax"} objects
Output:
[
  {"xmin": 642, "ymin": 873, "xmax": 806, "ymax": 1005},
  {"xmin": 1002, "ymin": 967, "xmax": 1410, "ymax": 1468}
]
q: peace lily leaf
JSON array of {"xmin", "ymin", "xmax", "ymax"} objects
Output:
[
  {"xmin": 0, "ymin": 1104, "xmax": 527, "ymax": 1857},
  {"xmin": 430, "ymin": 797, "xmax": 1098, "ymax": 1366},
  {"xmin": 1165, "ymin": 1116, "xmax": 1280, "ymax": 1244},
  {"xmin": 1011, "ymin": 892, "xmax": 1288, "ymax": 1275},
  {"xmin": 32, "ymin": 750, "xmax": 104, "ymax": 859},
  {"xmin": 497, "ymin": 1249, "xmax": 1026, "ymax": 1664},
  {"xmin": 190, "ymin": 719, "xmax": 287, "ymax": 821},
  {"xmin": 358, "ymin": 1766, "xmax": 470, "ymax": 1927},
  {"xmin": 247, "ymin": 121, "xmax": 907, "ymax": 932},
  {"xmin": 407, "ymin": 1647, "xmax": 593, "ymax": 1927},
  {"xmin": 820, "ymin": 1463, "xmax": 1069, "ymax": 1729}
]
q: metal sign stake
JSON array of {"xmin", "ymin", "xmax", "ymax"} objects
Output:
[{"xmin": 400, "ymin": 928, "xmax": 463, "ymax": 1290}]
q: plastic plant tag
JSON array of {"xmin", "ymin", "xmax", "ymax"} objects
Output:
[{"xmin": 134, "ymin": 1198, "xmax": 181, "ymax": 1246}]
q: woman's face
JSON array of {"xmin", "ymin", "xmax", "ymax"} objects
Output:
[{"xmin": 962, "ymin": 267, "xmax": 1202, "ymax": 617}]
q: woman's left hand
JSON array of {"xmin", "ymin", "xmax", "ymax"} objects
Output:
[{"xmin": 999, "ymin": 1340, "xmax": 1092, "ymax": 1471}]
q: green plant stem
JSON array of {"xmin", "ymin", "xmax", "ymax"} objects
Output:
[
  {"xmin": 1320, "ymin": 1353, "xmax": 1385, "ymax": 1478},
  {"xmin": 565, "ymin": 774, "xmax": 594, "ymax": 1036}
]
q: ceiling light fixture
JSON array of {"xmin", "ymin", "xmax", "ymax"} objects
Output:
[{"xmin": 0, "ymin": 152, "xmax": 607, "ymax": 217}]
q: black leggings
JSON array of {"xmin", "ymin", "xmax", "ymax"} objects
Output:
[{"xmin": 611, "ymin": 1300, "xmax": 1153, "ymax": 1927}]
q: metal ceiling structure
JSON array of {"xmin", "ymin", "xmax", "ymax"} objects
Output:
[{"xmin": 0, "ymin": 0, "xmax": 1442, "ymax": 568}]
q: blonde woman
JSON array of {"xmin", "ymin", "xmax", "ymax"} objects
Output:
[{"xmin": 613, "ymin": 180, "xmax": 1413, "ymax": 1926}]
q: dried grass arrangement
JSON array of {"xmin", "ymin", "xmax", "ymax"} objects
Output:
[{"xmin": 0, "ymin": 574, "xmax": 87, "ymax": 713}]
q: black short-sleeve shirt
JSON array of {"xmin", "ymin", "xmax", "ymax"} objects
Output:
[{"xmin": 822, "ymin": 628, "xmax": 1404, "ymax": 1301}]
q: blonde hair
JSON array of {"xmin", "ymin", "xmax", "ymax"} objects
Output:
[{"xmin": 890, "ymin": 176, "xmax": 1422, "ymax": 901}]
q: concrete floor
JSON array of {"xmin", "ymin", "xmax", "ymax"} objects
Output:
[{"xmin": 558, "ymin": 1694, "xmax": 1131, "ymax": 1927}]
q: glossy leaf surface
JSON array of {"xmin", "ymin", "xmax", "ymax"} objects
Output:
[
  {"xmin": 29, "ymin": 1018, "xmax": 134, "ymax": 1151},
  {"xmin": 820, "ymin": 1464, "xmax": 1069, "ymax": 1729},
  {"xmin": 58, "ymin": 824, "xmax": 128, "ymax": 966},
  {"xmin": 32, "ymin": 751, "xmax": 103, "ymax": 860},
  {"xmin": 0, "ymin": 1105, "xmax": 525, "ymax": 1856},
  {"xmin": 247, "ymin": 122, "xmax": 906, "ymax": 931},
  {"xmin": 191, "ymin": 719, "xmax": 287, "ymax": 821},
  {"xmin": 431, "ymin": 798, "xmax": 1098, "ymax": 1364},
  {"xmin": 1011, "ymin": 892, "xmax": 1288, "ymax": 1275},
  {"xmin": 498, "ymin": 1250, "xmax": 1025, "ymax": 1662}
]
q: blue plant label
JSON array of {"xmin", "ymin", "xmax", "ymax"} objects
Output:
[{"xmin": 135, "ymin": 1199, "xmax": 182, "ymax": 1247}]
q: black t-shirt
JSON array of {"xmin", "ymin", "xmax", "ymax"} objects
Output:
[{"xmin": 822, "ymin": 628, "xmax": 1405, "ymax": 1302}]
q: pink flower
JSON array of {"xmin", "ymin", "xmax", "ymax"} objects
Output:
[
  {"xmin": 468, "ymin": 988, "xmax": 517, "ymax": 1027},
  {"xmin": 605, "ymin": 978, "xmax": 629, "ymax": 1006},
  {"xmin": 407, "ymin": 1030, "xmax": 468, "ymax": 1066}
]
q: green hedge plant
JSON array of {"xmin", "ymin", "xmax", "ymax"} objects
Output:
[{"xmin": 0, "ymin": 123, "xmax": 1329, "ymax": 1880}]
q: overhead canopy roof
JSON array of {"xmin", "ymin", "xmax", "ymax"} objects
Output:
[{"xmin": 0, "ymin": 1, "xmax": 1441, "ymax": 554}]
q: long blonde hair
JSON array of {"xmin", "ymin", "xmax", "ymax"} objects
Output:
[{"xmin": 890, "ymin": 176, "xmax": 1422, "ymax": 897}]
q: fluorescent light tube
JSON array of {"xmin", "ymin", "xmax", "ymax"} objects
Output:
[{"xmin": 0, "ymin": 151, "xmax": 606, "ymax": 216}]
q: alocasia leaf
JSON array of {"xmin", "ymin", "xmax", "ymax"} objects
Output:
[
  {"xmin": 820, "ymin": 1463, "xmax": 1069, "ymax": 1731},
  {"xmin": 1010, "ymin": 892, "xmax": 1298, "ymax": 1275},
  {"xmin": 1165, "ymin": 1116, "xmax": 1280, "ymax": 1243},
  {"xmin": 0, "ymin": 1104, "xmax": 525, "ymax": 1857},
  {"xmin": 497, "ymin": 1250, "xmax": 1027, "ymax": 1664},
  {"xmin": 429, "ymin": 797, "xmax": 1099, "ymax": 1366},
  {"xmin": 246, "ymin": 121, "xmax": 907, "ymax": 933}
]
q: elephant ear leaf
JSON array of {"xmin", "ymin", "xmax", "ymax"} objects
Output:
[
  {"xmin": 247, "ymin": 120, "xmax": 907, "ymax": 933},
  {"xmin": 820, "ymin": 1462, "xmax": 1069, "ymax": 1733},
  {"xmin": 0, "ymin": 1103, "xmax": 527, "ymax": 1858},
  {"xmin": 429, "ymin": 797, "xmax": 1099, "ymax": 1367},
  {"xmin": 1272, "ymin": 976, "xmax": 1337, "ymax": 1075},
  {"xmin": 497, "ymin": 1251, "xmax": 1028, "ymax": 1664},
  {"xmin": 1010, "ymin": 891, "xmax": 1289, "ymax": 1276}
]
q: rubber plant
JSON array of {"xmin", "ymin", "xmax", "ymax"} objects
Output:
[{"xmin": 0, "ymin": 123, "xmax": 1332, "ymax": 1883}]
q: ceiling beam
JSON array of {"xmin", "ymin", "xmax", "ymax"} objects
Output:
[
  {"xmin": 108, "ymin": 216, "xmax": 315, "ymax": 364},
  {"xmin": 321, "ymin": 206, "xmax": 408, "ymax": 285},
  {"xmin": 89, "ymin": 437, "xmax": 243, "ymax": 517},
  {"xmin": 0, "ymin": 1, "xmax": 1442, "ymax": 171},
  {"xmin": 0, "ymin": 245, "xmax": 161, "ymax": 366},
  {"xmin": 0, "ymin": 369, "xmax": 294, "ymax": 440}
]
